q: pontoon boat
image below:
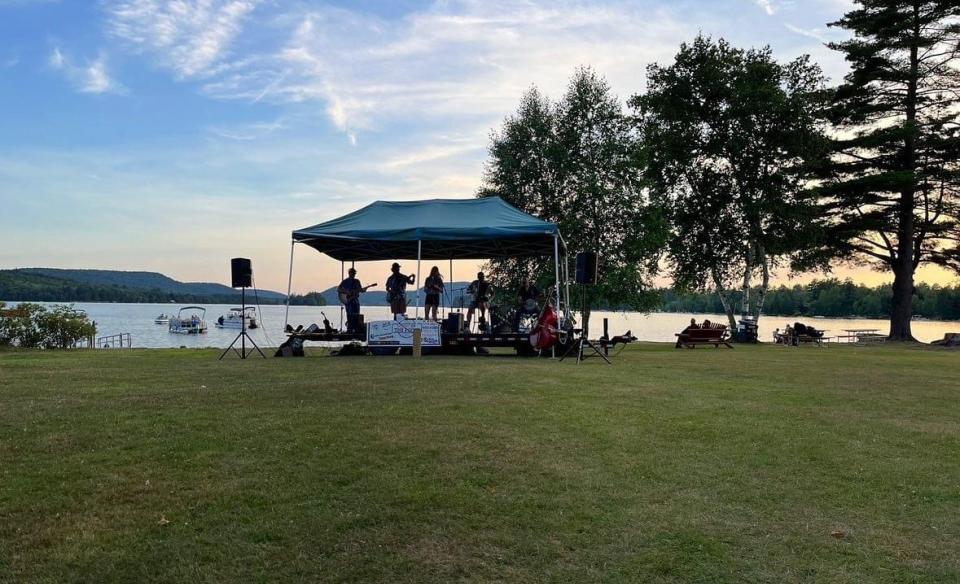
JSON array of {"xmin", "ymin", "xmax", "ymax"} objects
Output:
[
  {"xmin": 168, "ymin": 306, "xmax": 208, "ymax": 334},
  {"xmin": 215, "ymin": 307, "xmax": 258, "ymax": 329}
]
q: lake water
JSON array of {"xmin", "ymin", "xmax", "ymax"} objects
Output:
[{"xmin": 6, "ymin": 301, "xmax": 959, "ymax": 348}]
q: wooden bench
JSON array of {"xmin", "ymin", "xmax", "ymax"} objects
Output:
[{"xmin": 675, "ymin": 325, "xmax": 733, "ymax": 349}]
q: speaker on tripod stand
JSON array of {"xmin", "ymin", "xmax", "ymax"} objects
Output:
[
  {"xmin": 219, "ymin": 258, "xmax": 266, "ymax": 360},
  {"xmin": 560, "ymin": 251, "xmax": 610, "ymax": 364}
]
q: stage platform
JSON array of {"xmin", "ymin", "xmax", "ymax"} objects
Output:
[
  {"xmin": 286, "ymin": 331, "xmax": 365, "ymax": 342},
  {"xmin": 285, "ymin": 328, "xmax": 535, "ymax": 351}
]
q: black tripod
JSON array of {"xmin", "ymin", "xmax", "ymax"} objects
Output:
[
  {"xmin": 219, "ymin": 286, "xmax": 266, "ymax": 360},
  {"xmin": 559, "ymin": 284, "xmax": 610, "ymax": 364}
]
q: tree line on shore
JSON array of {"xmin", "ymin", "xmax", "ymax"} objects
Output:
[
  {"xmin": 481, "ymin": 0, "xmax": 959, "ymax": 340},
  {"xmin": 660, "ymin": 279, "xmax": 960, "ymax": 321}
]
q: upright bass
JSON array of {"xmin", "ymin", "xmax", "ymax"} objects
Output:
[{"xmin": 528, "ymin": 300, "xmax": 559, "ymax": 350}]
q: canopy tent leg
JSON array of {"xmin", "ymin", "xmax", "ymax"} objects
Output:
[
  {"xmin": 284, "ymin": 240, "xmax": 295, "ymax": 330},
  {"xmin": 553, "ymin": 234, "xmax": 561, "ymax": 319},
  {"xmin": 560, "ymin": 233, "xmax": 571, "ymax": 322},
  {"xmin": 447, "ymin": 258, "xmax": 453, "ymax": 320},
  {"xmin": 415, "ymin": 240, "xmax": 422, "ymax": 320},
  {"xmin": 339, "ymin": 261, "xmax": 345, "ymax": 331}
]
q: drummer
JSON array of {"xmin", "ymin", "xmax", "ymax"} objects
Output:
[{"xmin": 514, "ymin": 278, "xmax": 541, "ymax": 331}]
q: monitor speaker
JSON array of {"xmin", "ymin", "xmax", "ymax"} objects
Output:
[
  {"xmin": 231, "ymin": 258, "xmax": 252, "ymax": 288},
  {"xmin": 444, "ymin": 313, "xmax": 464, "ymax": 334},
  {"xmin": 575, "ymin": 251, "xmax": 597, "ymax": 285}
]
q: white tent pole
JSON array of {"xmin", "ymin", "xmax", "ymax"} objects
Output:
[
  {"xmin": 553, "ymin": 233, "xmax": 561, "ymax": 319},
  {"xmin": 564, "ymin": 252, "xmax": 570, "ymax": 314},
  {"xmin": 448, "ymin": 258, "xmax": 453, "ymax": 319},
  {"xmin": 415, "ymin": 240, "xmax": 422, "ymax": 320},
  {"xmin": 339, "ymin": 261, "xmax": 344, "ymax": 331},
  {"xmin": 284, "ymin": 240, "xmax": 295, "ymax": 330}
]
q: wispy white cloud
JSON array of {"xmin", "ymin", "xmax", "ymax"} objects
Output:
[
  {"xmin": 754, "ymin": 0, "xmax": 776, "ymax": 16},
  {"xmin": 206, "ymin": 118, "xmax": 286, "ymax": 141},
  {"xmin": 198, "ymin": 1, "xmax": 694, "ymax": 142},
  {"xmin": 784, "ymin": 23, "xmax": 830, "ymax": 42},
  {"xmin": 49, "ymin": 46, "xmax": 125, "ymax": 94},
  {"xmin": 106, "ymin": 0, "xmax": 258, "ymax": 79},
  {"xmin": 49, "ymin": 46, "xmax": 64, "ymax": 68}
]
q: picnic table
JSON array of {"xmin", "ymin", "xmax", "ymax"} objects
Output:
[{"xmin": 837, "ymin": 328, "xmax": 885, "ymax": 343}]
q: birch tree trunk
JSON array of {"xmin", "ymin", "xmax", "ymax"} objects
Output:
[
  {"xmin": 712, "ymin": 268, "xmax": 738, "ymax": 331},
  {"xmin": 753, "ymin": 246, "xmax": 771, "ymax": 321},
  {"xmin": 740, "ymin": 246, "xmax": 753, "ymax": 318}
]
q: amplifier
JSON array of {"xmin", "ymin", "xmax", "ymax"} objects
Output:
[{"xmin": 444, "ymin": 313, "xmax": 464, "ymax": 334}]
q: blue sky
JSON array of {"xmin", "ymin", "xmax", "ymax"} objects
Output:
[{"xmin": 6, "ymin": 0, "xmax": 927, "ymax": 293}]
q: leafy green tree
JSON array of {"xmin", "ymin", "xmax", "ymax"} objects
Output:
[
  {"xmin": 289, "ymin": 292, "xmax": 328, "ymax": 306},
  {"xmin": 0, "ymin": 303, "xmax": 96, "ymax": 348},
  {"xmin": 480, "ymin": 68, "xmax": 665, "ymax": 320},
  {"xmin": 39, "ymin": 305, "xmax": 97, "ymax": 349},
  {"xmin": 632, "ymin": 36, "xmax": 827, "ymax": 331},
  {"xmin": 0, "ymin": 303, "xmax": 46, "ymax": 348},
  {"xmin": 802, "ymin": 0, "xmax": 960, "ymax": 340}
]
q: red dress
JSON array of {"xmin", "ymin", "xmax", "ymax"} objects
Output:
[{"xmin": 529, "ymin": 305, "xmax": 559, "ymax": 350}]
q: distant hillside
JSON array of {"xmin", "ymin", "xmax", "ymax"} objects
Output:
[
  {"xmin": 1, "ymin": 268, "xmax": 287, "ymax": 304},
  {"xmin": 23, "ymin": 268, "xmax": 286, "ymax": 300}
]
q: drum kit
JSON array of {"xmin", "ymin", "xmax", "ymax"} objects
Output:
[{"xmin": 444, "ymin": 283, "xmax": 577, "ymax": 353}]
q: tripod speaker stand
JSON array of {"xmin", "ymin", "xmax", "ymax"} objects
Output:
[
  {"xmin": 219, "ymin": 258, "xmax": 266, "ymax": 360},
  {"xmin": 559, "ymin": 251, "xmax": 611, "ymax": 365},
  {"xmin": 559, "ymin": 285, "xmax": 611, "ymax": 364}
]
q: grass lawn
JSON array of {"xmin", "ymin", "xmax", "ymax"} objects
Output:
[{"xmin": 1, "ymin": 343, "xmax": 958, "ymax": 583}]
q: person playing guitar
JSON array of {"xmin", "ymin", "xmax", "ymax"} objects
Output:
[
  {"xmin": 466, "ymin": 271, "xmax": 493, "ymax": 332},
  {"xmin": 386, "ymin": 262, "xmax": 416, "ymax": 318},
  {"xmin": 337, "ymin": 268, "xmax": 376, "ymax": 333}
]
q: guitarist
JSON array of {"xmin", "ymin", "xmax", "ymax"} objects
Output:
[
  {"xmin": 337, "ymin": 267, "xmax": 371, "ymax": 333},
  {"xmin": 386, "ymin": 262, "xmax": 416, "ymax": 318}
]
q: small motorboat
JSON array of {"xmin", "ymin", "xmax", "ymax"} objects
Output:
[
  {"xmin": 169, "ymin": 306, "xmax": 208, "ymax": 334},
  {"xmin": 154, "ymin": 313, "xmax": 172, "ymax": 324},
  {"xmin": 215, "ymin": 306, "xmax": 258, "ymax": 329}
]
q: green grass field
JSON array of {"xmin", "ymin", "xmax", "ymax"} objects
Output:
[{"xmin": 1, "ymin": 344, "xmax": 958, "ymax": 583}]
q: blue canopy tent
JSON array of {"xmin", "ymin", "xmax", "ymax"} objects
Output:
[{"xmin": 284, "ymin": 197, "xmax": 569, "ymax": 327}]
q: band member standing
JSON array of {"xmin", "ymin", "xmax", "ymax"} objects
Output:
[
  {"xmin": 424, "ymin": 266, "xmax": 444, "ymax": 321},
  {"xmin": 466, "ymin": 271, "xmax": 493, "ymax": 331},
  {"xmin": 337, "ymin": 267, "xmax": 363, "ymax": 333},
  {"xmin": 386, "ymin": 262, "xmax": 415, "ymax": 318},
  {"xmin": 513, "ymin": 278, "xmax": 541, "ymax": 331}
]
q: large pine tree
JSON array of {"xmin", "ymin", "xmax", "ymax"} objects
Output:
[{"xmin": 806, "ymin": 0, "xmax": 960, "ymax": 340}]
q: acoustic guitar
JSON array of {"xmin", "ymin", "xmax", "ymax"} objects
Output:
[{"xmin": 338, "ymin": 283, "xmax": 377, "ymax": 305}]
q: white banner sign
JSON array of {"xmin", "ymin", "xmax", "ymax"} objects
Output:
[{"xmin": 367, "ymin": 319, "xmax": 442, "ymax": 346}]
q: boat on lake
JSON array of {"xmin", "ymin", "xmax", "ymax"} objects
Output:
[
  {"xmin": 168, "ymin": 306, "xmax": 208, "ymax": 334},
  {"xmin": 215, "ymin": 307, "xmax": 258, "ymax": 329},
  {"xmin": 154, "ymin": 313, "xmax": 172, "ymax": 324}
]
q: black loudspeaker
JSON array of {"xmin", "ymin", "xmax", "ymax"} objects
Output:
[
  {"xmin": 575, "ymin": 251, "xmax": 598, "ymax": 285},
  {"xmin": 231, "ymin": 258, "xmax": 252, "ymax": 288},
  {"xmin": 444, "ymin": 313, "xmax": 464, "ymax": 334}
]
